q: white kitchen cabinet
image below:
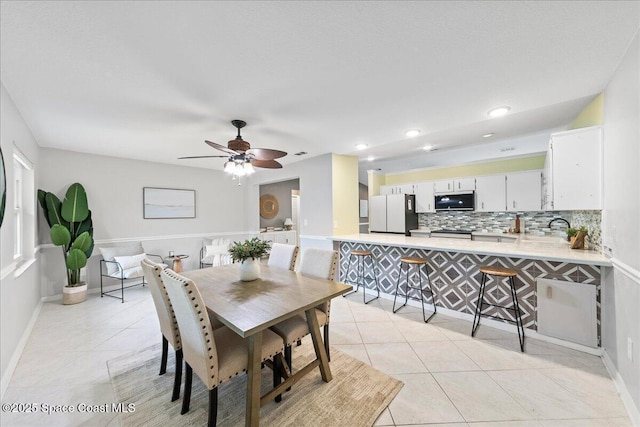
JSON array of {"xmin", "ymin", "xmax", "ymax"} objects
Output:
[
  {"xmin": 414, "ymin": 181, "xmax": 435, "ymax": 213},
  {"xmin": 475, "ymin": 174, "xmax": 506, "ymax": 212},
  {"xmin": 541, "ymin": 144, "xmax": 553, "ymax": 210},
  {"xmin": 506, "ymin": 170, "xmax": 542, "ymax": 211},
  {"xmin": 379, "ymin": 185, "xmax": 393, "ymax": 195},
  {"xmin": 379, "ymin": 184, "xmax": 414, "ymax": 195},
  {"xmin": 434, "ymin": 178, "xmax": 475, "ymax": 193},
  {"xmin": 536, "ymin": 278, "xmax": 598, "ymax": 347},
  {"xmin": 550, "ymin": 126, "xmax": 602, "ymax": 210}
]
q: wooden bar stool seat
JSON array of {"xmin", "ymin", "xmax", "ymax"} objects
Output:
[
  {"xmin": 343, "ymin": 249, "xmax": 380, "ymax": 304},
  {"xmin": 392, "ymin": 256, "xmax": 437, "ymax": 323},
  {"xmin": 472, "ymin": 265, "xmax": 525, "ymax": 352}
]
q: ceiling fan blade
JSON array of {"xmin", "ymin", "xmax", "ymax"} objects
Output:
[
  {"xmin": 178, "ymin": 155, "xmax": 229, "ymax": 159},
  {"xmin": 246, "ymin": 148, "xmax": 287, "ymax": 160},
  {"xmin": 251, "ymin": 159, "xmax": 283, "ymax": 169},
  {"xmin": 205, "ymin": 140, "xmax": 239, "ymax": 155}
]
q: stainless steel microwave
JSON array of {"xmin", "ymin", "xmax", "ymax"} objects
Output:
[{"xmin": 434, "ymin": 191, "xmax": 475, "ymax": 211}]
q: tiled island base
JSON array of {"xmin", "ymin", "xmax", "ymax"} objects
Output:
[{"xmin": 338, "ymin": 242, "xmax": 601, "ymax": 344}]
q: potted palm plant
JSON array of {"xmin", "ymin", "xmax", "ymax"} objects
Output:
[
  {"xmin": 229, "ymin": 237, "xmax": 271, "ymax": 281},
  {"xmin": 38, "ymin": 183, "xmax": 94, "ymax": 304}
]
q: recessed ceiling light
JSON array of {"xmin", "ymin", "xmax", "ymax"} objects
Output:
[
  {"xmin": 405, "ymin": 129, "xmax": 421, "ymax": 138},
  {"xmin": 422, "ymin": 145, "xmax": 434, "ymax": 151},
  {"xmin": 482, "ymin": 133, "xmax": 494, "ymax": 138},
  {"xmin": 367, "ymin": 155, "xmax": 375, "ymax": 162},
  {"xmin": 487, "ymin": 106, "xmax": 511, "ymax": 117},
  {"xmin": 355, "ymin": 143, "xmax": 368, "ymax": 150}
]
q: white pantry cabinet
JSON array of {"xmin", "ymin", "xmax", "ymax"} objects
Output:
[
  {"xmin": 414, "ymin": 181, "xmax": 435, "ymax": 213},
  {"xmin": 506, "ymin": 171, "xmax": 542, "ymax": 211},
  {"xmin": 549, "ymin": 126, "xmax": 602, "ymax": 210},
  {"xmin": 475, "ymin": 174, "xmax": 506, "ymax": 212}
]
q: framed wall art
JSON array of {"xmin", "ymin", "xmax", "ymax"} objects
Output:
[{"xmin": 143, "ymin": 187, "xmax": 195, "ymax": 219}]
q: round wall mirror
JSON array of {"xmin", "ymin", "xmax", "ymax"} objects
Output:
[
  {"xmin": 260, "ymin": 194, "xmax": 279, "ymax": 219},
  {"xmin": 0, "ymin": 148, "xmax": 5, "ymax": 228}
]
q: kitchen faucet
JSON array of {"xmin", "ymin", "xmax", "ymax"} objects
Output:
[{"xmin": 548, "ymin": 217, "xmax": 571, "ymax": 229}]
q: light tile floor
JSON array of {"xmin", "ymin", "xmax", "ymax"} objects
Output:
[{"xmin": 0, "ymin": 285, "xmax": 633, "ymax": 426}]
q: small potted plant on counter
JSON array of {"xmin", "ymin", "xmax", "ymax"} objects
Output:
[
  {"xmin": 229, "ymin": 237, "xmax": 271, "ymax": 281},
  {"xmin": 568, "ymin": 226, "xmax": 588, "ymax": 249}
]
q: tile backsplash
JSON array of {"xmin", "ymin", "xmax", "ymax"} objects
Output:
[{"xmin": 418, "ymin": 210, "xmax": 602, "ymax": 251}]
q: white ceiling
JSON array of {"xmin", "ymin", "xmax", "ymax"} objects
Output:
[{"xmin": 1, "ymin": 1, "xmax": 638, "ymax": 173}]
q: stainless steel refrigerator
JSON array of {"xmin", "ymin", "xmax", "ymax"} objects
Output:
[{"xmin": 369, "ymin": 194, "xmax": 418, "ymax": 235}]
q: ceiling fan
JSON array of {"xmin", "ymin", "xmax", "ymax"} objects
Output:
[{"xmin": 179, "ymin": 120, "xmax": 287, "ymax": 173}]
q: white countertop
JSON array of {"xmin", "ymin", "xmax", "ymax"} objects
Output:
[{"xmin": 329, "ymin": 233, "xmax": 611, "ymax": 266}]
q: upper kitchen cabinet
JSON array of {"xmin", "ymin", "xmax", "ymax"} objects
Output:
[
  {"xmin": 506, "ymin": 170, "xmax": 542, "ymax": 211},
  {"xmin": 380, "ymin": 183, "xmax": 415, "ymax": 195},
  {"xmin": 434, "ymin": 177, "xmax": 476, "ymax": 193},
  {"xmin": 549, "ymin": 126, "xmax": 602, "ymax": 210},
  {"xmin": 475, "ymin": 174, "xmax": 506, "ymax": 212},
  {"xmin": 414, "ymin": 181, "xmax": 435, "ymax": 213}
]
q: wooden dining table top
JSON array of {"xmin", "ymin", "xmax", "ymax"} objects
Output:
[{"xmin": 181, "ymin": 264, "xmax": 352, "ymax": 338}]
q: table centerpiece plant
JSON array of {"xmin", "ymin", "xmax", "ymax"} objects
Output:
[
  {"xmin": 37, "ymin": 183, "xmax": 94, "ymax": 304},
  {"xmin": 229, "ymin": 237, "xmax": 271, "ymax": 281}
]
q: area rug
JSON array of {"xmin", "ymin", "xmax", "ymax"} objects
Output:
[{"xmin": 108, "ymin": 340, "xmax": 403, "ymax": 427}]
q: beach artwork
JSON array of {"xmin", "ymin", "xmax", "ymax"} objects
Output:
[{"xmin": 143, "ymin": 187, "xmax": 195, "ymax": 219}]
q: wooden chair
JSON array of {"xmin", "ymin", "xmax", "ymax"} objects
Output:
[
  {"xmin": 267, "ymin": 243, "xmax": 299, "ymax": 270},
  {"xmin": 270, "ymin": 248, "xmax": 338, "ymax": 369},
  {"xmin": 160, "ymin": 268, "xmax": 285, "ymax": 426}
]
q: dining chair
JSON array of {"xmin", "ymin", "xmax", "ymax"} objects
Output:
[
  {"xmin": 160, "ymin": 268, "xmax": 285, "ymax": 426},
  {"xmin": 270, "ymin": 248, "xmax": 338, "ymax": 369},
  {"xmin": 141, "ymin": 259, "xmax": 226, "ymax": 403},
  {"xmin": 140, "ymin": 258, "xmax": 184, "ymax": 402},
  {"xmin": 267, "ymin": 243, "xmax": 299, "ymax": 270}
]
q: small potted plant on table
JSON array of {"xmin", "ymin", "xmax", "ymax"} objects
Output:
[{"xmin": 229, "ymin": 237, "xmax": 271, "ymax": 281}]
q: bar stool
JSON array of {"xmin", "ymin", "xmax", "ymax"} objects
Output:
[
  {"xmin": 471, "ymin": 265, "xmax": 525, "ymax": 352},
  {"xmin": 342, "ymin": 250, "xmax": 380, "ymax": 304},
  {"xmin": 392, "ymin": 256, "xmax": 437, "ymax": 323}
]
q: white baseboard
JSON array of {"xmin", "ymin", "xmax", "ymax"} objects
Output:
[
  {"xmin": 375, "ymin": 291, "xmax": 602, "ymax": 356},
  {"xmin": 0, "ymin": 299, "xmax": 44, "ymax": 400},
  {"xmin": 41, "ymin": 281, "xmax": 145, "ymax": 302},
  {"xmin": 603, "ymin": 351, "xmax": 640, "ymax": 426}
]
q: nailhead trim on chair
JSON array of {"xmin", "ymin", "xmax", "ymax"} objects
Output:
[{"xmin": 148, "ymin": 263, "xmax": 182, "ymax": 350}]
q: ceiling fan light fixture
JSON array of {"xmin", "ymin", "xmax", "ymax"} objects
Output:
[
  {"xmin": 224, "ymin": 160, "xmax": 235, "ymax": 173},
  {"xmin": 405, "ymin": 129, "xmax": 421, "ymax": 138},
  {"xmin": 244, "ymin": 162, "xmax": 255, "ymax": 175},
  {"xmin": 487, "ymin": 106, "xmax": 511, "ymax": 117}
]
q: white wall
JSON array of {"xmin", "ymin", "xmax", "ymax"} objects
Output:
[
  {"xmin": 601, "ymin": 29, "xmax": 640, "ymax": 420},
  {"xmin": 38, "ymin": 148, "xmax": 247, "ymax": 296},
  {"xmin": 247, "ymin": 154, "xmax": 334, "ymax": 250},
  {"xmin": 0, "ymin": 83, "xmax": 42, "ymax": 389}
]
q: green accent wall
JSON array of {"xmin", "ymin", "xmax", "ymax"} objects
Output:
[
  {"xmin": 385, "ymin": 155, "xmax": 546, "ymax": 185},
  {"xmin": 570, "ymin": 92, "xmax": 604, "ymax": 129}
]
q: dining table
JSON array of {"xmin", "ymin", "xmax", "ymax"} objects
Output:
[{"xmin": 181, "ymin": 263, "xmax": 352, "ymax": 427}]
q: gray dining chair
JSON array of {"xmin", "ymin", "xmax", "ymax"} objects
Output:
[
  {"xmin": 160, "ymin": 268, "xmax": 285, "ymax": 426},
  {"xmin": 267, "ymin": 243, "xmax": 299, "ymax": 270},
  {"xmin": 270, "ymin": 248, "xmax": 338, "ymax": 369}
]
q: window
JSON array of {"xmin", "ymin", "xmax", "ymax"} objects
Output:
[{"xmin": 13, "ymin": 147, "xmax": 34, "ymax": 264}]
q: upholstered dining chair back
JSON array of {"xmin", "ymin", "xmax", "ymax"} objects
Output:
[
  {"xmin": 161, "ymin": 268, "xmax": 219, "ymax": 390},
  {"xmin": 297, "ymin": 248, "xmax": 338, "ymax": 315},
  {"xmin": 268, "ymin": 243, "xmax": 299, "ymax": 271},
  {"xmin": 297, "ymin": 248, "xmax": 338, "ymax": 280},
  {"xmin": 141, "ymin": 259, "xmax": 181, "ymax": 351}
]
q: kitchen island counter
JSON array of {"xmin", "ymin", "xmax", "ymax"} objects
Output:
[{"xmin": 330, "ymin": 233, "xmax": 610, "ymax": 267}]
